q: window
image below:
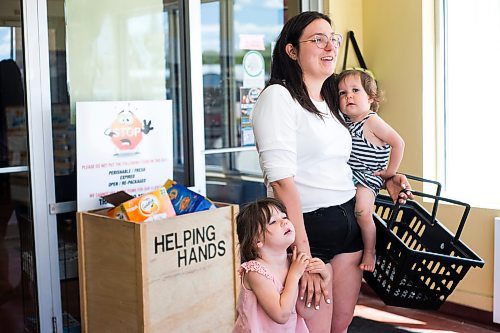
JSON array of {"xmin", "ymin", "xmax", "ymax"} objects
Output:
[
  {"xmin": 437, "ymin": 0, "xmax": 500, "ymax": 209},
  {"xmin": 201, "ymin": 0, "xmax": 301, "ymax": 204}
]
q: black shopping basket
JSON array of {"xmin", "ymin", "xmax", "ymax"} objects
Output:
[{"xmin": 364, "ymin": 175, "xmax": 484, "ymax": 310}]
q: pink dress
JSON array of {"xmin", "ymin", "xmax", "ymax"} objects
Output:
[{"xmin": 232, "ymin": 260, "xmax": 309, "ymax": 333}]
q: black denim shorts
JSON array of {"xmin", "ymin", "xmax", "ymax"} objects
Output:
[{"xmin": 303, "ymin": 197, "xmax": 363, "ymax": 262}]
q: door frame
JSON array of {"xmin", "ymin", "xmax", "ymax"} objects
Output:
[
  {"xmin": 22, "ymin": 0, "xmax": 62, "ymax": 332},
  {"xmin": 21, "ymin": 1, "xmax": 208, "ymax": 331},
  {"xmin": 187, "ymin": 1, "xmax": 207, "ymax": 195}
]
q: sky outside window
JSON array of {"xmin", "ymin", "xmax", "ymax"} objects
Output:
[{"xmin": 0, "ymin": 28, "xmax": 13, "ymax": 60}]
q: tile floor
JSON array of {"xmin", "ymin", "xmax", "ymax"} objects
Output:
[{"xmin": 355, "ymin": 291, "xmax": 499, "ymax": 333}]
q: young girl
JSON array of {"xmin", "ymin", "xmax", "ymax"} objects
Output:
[
  {"xmin": 337, "ymin": 69, "xmax": 405, "ymax": 272},
  {"xmin": 232, "ymin": 198, "xmax": 329, "ymax": 333}
]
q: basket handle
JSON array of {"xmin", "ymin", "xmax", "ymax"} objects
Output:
[
  {"xmin": 399, "ymin": 173, "xmax": 442, "ymax": 218},
  {"xmin": 388, "ymin": 189, "xmax": 470, "ymax": 244}
]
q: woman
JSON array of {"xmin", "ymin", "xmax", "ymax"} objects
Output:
[{"xmin": 252, "ymin": 11, "xmax": 411, "ymax": 333}]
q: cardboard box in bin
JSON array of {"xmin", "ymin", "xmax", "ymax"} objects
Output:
[
  {"xmin": 77, "ymin": 200, "xmax": 240, "ymax": 333},
  {"xmin": 104, "ymin": 187, "xmax": 176, "ymax": 222}
]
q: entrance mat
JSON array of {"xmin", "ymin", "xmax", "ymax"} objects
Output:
[{"xmin": 348, "ymin": 316, "xmax": 413, "ymax": 333}]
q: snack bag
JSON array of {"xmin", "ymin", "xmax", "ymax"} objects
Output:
[
  {"xmin": 106, "ymin": 187, "xmax": 176, "ymax": 222},
  {"xmin": 164, "ymin": 179, "xmax": 216, "ymax": 215}
]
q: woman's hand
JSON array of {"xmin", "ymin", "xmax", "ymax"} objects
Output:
[
  {"xmin": 299, "ymin": 270, "xmax": 330, "ymax": 310},
  {"xmin": 386, "ymin": 174, "xmax": 413, "ymax": 204}
]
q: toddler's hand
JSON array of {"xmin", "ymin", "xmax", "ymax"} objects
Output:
[
  {"xmin": 306, "ymin": 258, "xmax": 330, "ymax": 283},
  {"xmin": 373, "ymin": 169, "xmax": 395, "ymax": 180},
  {"xmin": 289, "ymin": 246, "xmax": 310, "ymax": 280}
]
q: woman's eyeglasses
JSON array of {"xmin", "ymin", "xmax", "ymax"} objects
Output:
[{"xmin": 299, "ymin": 33, "xmax": 343, "ymax": 49}]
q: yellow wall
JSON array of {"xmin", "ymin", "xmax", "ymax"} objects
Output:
[
  {"xmin": 328, "ymin": 0, "xmax": 498, "ymax": 312},
  {"xmin": 325, "ymin": 0, "xmax": 363, "ymax": 73}
]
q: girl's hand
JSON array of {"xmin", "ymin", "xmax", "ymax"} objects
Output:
[
  {"xmin": 306, "ymin": 258, "xmax": 330, "ymax": 283},
  {"xmin": 289, "ymin": 246, "xmax": 310, "ymax": 280}
]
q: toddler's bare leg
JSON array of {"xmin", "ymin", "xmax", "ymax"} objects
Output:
[{"xmin": 355, "ymin": 185, "xmax": 376, "ymax": 272}]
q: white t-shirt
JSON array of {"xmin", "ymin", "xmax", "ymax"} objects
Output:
[{"xmin": 252, "ymin": 84, "xmax": 356, "ymax": 213}]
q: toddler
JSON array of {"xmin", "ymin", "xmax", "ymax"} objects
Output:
[
  {"xmin": 232, "ymin": 198, "xmax": 329, "ymax": 333},
  {"xmin": 337, "ymin": 69, "xmax": 405, "ymax": 272}
]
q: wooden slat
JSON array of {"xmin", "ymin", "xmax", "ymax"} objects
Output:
[
  {"xmin": 79, "ymin": 212, "xmax": 141, "ymax": 332},
  {"xmin": 76, "ymin": 212, "xmax": 88, "ymax": 333}
]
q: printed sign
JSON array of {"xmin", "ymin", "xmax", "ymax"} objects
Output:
[
  {"xmin": 153, "ymin": 224, "xmax": 227, "ymax": 268},
  {"xmin": 242, "ymin": 51, "xmax": 265, "ymax": 88},
  {"xmin": 76, "ymin": 100, "xmax": 172, "ymax": 211},
  {"xmin": 239, "ymin": 34, "xmax": 265, "ymax": 51},
  {"xmin": 240, "ymin": 87, "xmax": 261, "ymax": 146}
]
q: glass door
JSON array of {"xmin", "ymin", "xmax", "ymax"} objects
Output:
[
  {"xmin": 0, "ymin": 0, "xmax": 62, "ymax": 331},
  {"xmin": 41, "ymin": 1, "xmax": 205, "ymax": 332},
  {"xmin": 201, "ymin": 0, "xmax": 303, "ymax": 204},
  {"xmin": 0, "ymin": 10, "xmax": 39, "ymax": 331}
]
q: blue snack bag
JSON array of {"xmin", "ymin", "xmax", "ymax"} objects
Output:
[{"xmin": 164, "ymin": 179, "xmax": 216, "ymax": 215}]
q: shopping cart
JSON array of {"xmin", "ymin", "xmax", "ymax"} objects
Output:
[{"xmin": 364, "ymin": 175, "xmax": 484, "ymax": 310}]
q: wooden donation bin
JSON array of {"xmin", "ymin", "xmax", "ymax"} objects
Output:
[{"xmin": 77, "ymin": 203, "xmax": 239, "ymax": 333}]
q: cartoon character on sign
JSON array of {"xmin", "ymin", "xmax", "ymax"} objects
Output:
[{"xmin": 104, "ymin": 110, "xmax": 154, "ymax": 155}]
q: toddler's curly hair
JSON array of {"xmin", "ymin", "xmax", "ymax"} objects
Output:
[{"xmin": 336, "ymin": 69, "xmax": 384, "ymax": 112}]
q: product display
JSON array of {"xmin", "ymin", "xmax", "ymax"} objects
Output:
[
  {"xmin": 102, "ymin": 179, "xmax": 214, "ymax": 222},
  {"xmin": 107, "ymin": 187, "xmax": 176, "ymax": 222}
]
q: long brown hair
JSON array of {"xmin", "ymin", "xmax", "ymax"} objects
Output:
[
  {"xmin": 267, "ymin": 11, "xmax": 343, "ymax": 124},
  {"xmin": 236, "ymin": 198, "xmax": 288, "ymax": 262}
]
